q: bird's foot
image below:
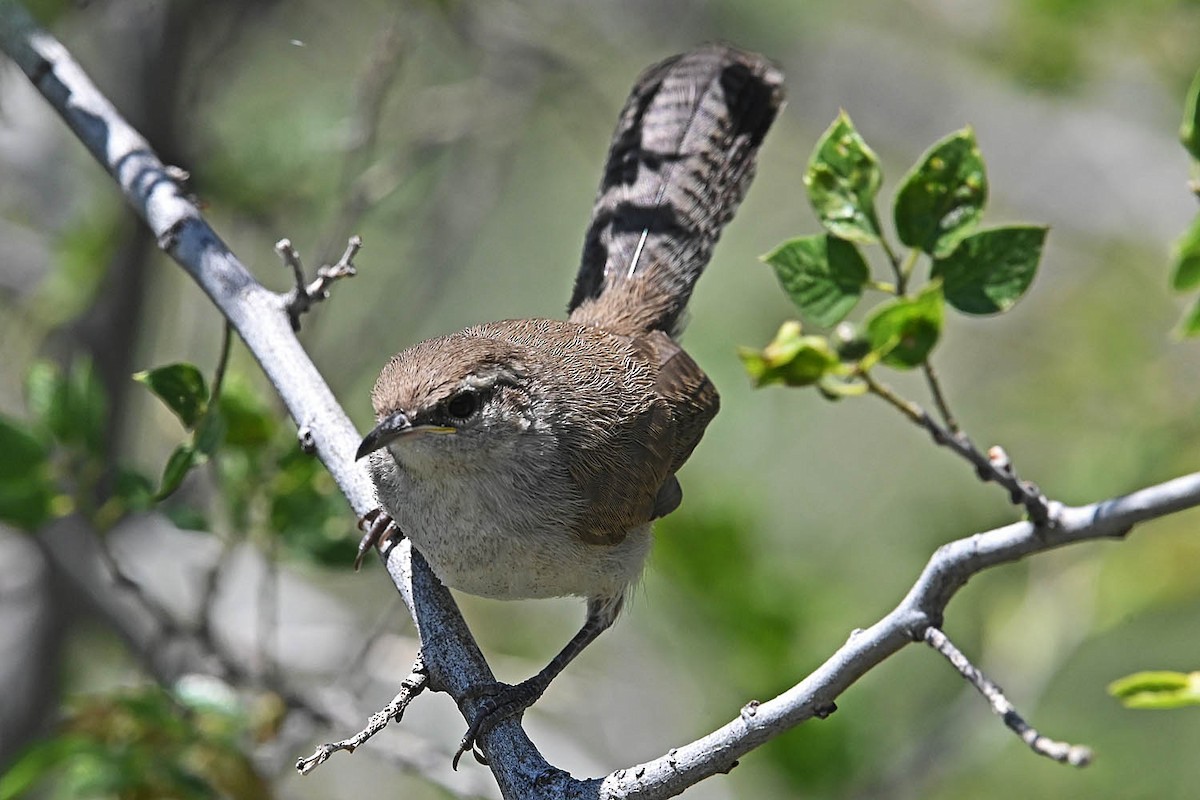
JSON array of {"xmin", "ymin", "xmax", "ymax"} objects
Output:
[
  {"xmin": 354, "ymin": 508, "xmax": 403, "ymax": 571},
  {"xmin": 452, "ymin": 678, "xmax": 546, "ymax": 769}
]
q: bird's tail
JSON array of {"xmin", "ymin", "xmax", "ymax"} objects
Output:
[{"xmin": 567, "ymin": 43, "xmax": 784, "ymax": 337}]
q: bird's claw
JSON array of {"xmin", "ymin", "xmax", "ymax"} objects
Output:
[
  {"xmin": 354, "ymin": 508, "xmax": 402, "ymax": 570},
  {"xmin": 451, "ymin": 679, "xmax": 543, "ymax": 770}
]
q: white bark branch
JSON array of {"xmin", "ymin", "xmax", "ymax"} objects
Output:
[{"xmin": 5, "ymin": 4, "xmax": 1200, "ymax": 798}]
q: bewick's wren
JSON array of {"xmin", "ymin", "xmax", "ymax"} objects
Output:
[{"xmin": 356, "ymin": 43, "xmax": 783, "ymax": 762}]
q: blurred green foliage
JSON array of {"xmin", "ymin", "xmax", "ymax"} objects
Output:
[
  {"xmin": 1170, "ymin": 66, "xmax": 1200, "ymax": 334},
  {"xmin": 0, "ymin": 684, "xmax": 268, "ymax": 800},
  {"xmin": 997, "ymin": 0, "xmax": 1200, "ymax": 91},
  {"xmin": 1109, "ymin": 670, "xmax": 1200, "ymax": 709}
]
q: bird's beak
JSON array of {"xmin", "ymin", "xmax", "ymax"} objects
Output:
[
  {"xmin": 357, "ymin": 411, "xmax": 414, "ymax": 460},
  {"xmin": 356, "ymin": 411, "xmax": 454, "ymax": 460}
]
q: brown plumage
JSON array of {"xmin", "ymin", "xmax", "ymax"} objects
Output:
[{"xmin": 358, "ymin": 44, "xmax": 783, "ymax": 763}]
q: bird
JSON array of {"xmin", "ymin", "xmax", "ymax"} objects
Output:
[{"xmin": 354, "ymin": 42, "xmax": 784, "ymax": 765}]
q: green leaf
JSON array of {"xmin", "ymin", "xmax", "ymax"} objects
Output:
[
  {"xmin": 155, "ymin": 444, "xmax": 200, "ymax": 500},
  {"xmin": 894, "ymin": 128, "xmax": 988, "ymax": 257},
  {"xmin": 0, "ymin": 416, "xmax": 49, "ymax": 482},
  {"xmin": 932, "ymin": 225, "xmax": 1046, "ymax": 315},
  {"xmin": 816, "ymin": 375, "xmax": 868, "ymax": 400},
  {"xmin": 218, "ymin": 379, "xmax": 276, "ymax": 449},
  {"xmin": 763, "ymin": 235, "xmax": 869, "ymax": 326},
  {"xmin": 0, "ymin": 416, "xmax": 55, "ymax": 531},
  {"xmin": 25, "ymin": 358, "xmax": 106, "ymax": 452},
  {"xmin": 1170, "ymin": 214, "xmax": 1200, "ymax": 291},
  {"xmin": 0, "ymin": 735, "xmax": 93, "ymax": 800},
  {"xmin": 865, "ymin": 283, "xmax": 944, "ymax": 368},
  {"xmin": 24, "ymin": 360, "xmax": 62, "ymax": 436},
  {"xmin": 134, "ymin": 363, "xmax": 209, "ymax": 429},
  {"xmin": 1179, "ymin": 295, "xmax": 1200, "ymax": 337},
  {"xmin": 1181, "ymin": 69, "xmax": 1200, "ymax": 161},
  {"xmin": 1109, "ymin": 670, "xmax": 1200, "ymax": 710},
  {"xmin": 739, "ymin": 321, "xmax": 839, "ymax": 388},
  {"xmin": 804, "ymin": 111, "xmax": 883, "ymax": 243},
  {"xmin": 270, "ymin": 448, "xmax": 358, "ymax": 566},
  {"xmin": 0, "ymin": 475, "xmax": 55, "ymax": 531},
  {"xmin": 70, "ymin": 358, "xmax": 107, "ymax": 457},
  {"xmin": 113, "ymin": 468, "xmax": 155, "ymax": 513},
  {"xmin": 831, "ymin": 321, "xmax": 871, "ymax": 362},
  {"xmin": 194, "ymin": 410, "xmax": 227, "ymax": 457}
]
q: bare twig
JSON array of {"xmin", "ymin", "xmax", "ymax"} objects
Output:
[
  {"xmin": 920, "ymin": 361, "xmax": 959, "ymax": 434},
  {"xmin": 296, "ymin": 652, "xmax": 429, "ymax": 774},
  {"xmin": 277, "ymin": 236, "xmax": 362, "ymax": 331},
  {"xmin": 861, "ymin": 370, "xmax": 1050, "ymax": 525},
  {"xmin": 923, "ymin": 627, "xmax": 1093, "ymax": 767}
]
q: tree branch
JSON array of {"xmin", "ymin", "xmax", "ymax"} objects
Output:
[
  {"xmin": 596, "ymin": 474, "xmax": 1200, "ymax": 799},
  {"xmin": 6, "ymin": 5, "xmax": 1200, "ymax": 798}
]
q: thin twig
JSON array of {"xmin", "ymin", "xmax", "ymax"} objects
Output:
[
  {"xmin": 277, "ymin": 236, "xmax": 362, "ymax": 331},
  {"xmin": 861, "ymin": 370, "xmax": 1049, "ymax": 524},
  {"xmin": 296, "ymin": 653, "xmax": 429, "ymax": 774},
  {"xmin": 923, "ymin": 627, "xmax": 1093, "ymax": 767},
  {"xmin": 921, "ymin": 361, "xmax": 959, "ymax": 434},
  {"xmin": 210, "ymin": 322, "xmax": 233, "ymax": 402},
  {"xmin": 276, "ymin": 238, "xmax": 306, "ymax": 294}
]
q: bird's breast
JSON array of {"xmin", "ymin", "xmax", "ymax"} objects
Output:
[{"xmin": 368, "ymin": 448, "xmax": 650, "ymax": 602}]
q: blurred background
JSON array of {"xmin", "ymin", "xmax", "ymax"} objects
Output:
[{"xmin": 3, "ymin": 0, "xmax": 1200, "ymax": 797}]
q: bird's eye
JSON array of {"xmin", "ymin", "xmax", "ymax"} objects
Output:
[{"xmin": 445, "ymin": 390, "xmax": 481, "ymax": 421}]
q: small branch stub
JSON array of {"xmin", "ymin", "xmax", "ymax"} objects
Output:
[
  {"xmin": 278, "ymin": 235, "xmax": 363, "ymax": 331},
  {"xmin": 924, "ymin": 627, "xmax": 1093, "ymax": 768}
]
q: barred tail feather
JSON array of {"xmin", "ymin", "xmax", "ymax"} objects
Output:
[{"xmin": 568, "ymin": 44, "xmax": 784, "ymax": 337}]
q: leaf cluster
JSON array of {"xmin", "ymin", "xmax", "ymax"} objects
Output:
[
  {"xmin": 741, "ymin": 112, "xmax": 1047, "ymax": 394},
  {"xmin": 0, "ymin": 358, "xmax": 151, "ymax": 531},
  {"xmin": 136, "ymin": 360, "xmax": 356, "ymax": 565}
]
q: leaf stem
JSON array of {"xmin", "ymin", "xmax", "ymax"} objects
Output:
[
  {"xmin": 210, "ymin": 322, "xmax": 233, "ymax": 405},
  {"xmin": 921, "ymin": 360, "xmax": 959, "ymax": 434},
  {"xmin": 878, "ymin": 235, "xmax": 907, "ymax": 295},
  {"xmin": 900, "ymin": 248, "xmax": 920, "ymax": 287}
]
